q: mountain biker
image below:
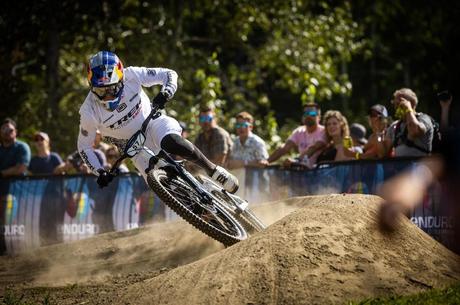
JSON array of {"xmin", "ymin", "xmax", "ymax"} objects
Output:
[{"xmin": 77, "ymin": 50, "xmax": 238, "ymax": 193}]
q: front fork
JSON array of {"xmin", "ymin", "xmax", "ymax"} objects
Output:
[{"xmin": 143, "ymin": 148, "xmax": 214, "ymax": 204}]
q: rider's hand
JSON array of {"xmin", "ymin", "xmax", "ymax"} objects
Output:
[
  {"xmin": 96, "ymin": 169, "xmax": 115, "ymax": 188},
  {"xmin": 152, "ymin": 91, "xmax": 170, "ymax": 109}
]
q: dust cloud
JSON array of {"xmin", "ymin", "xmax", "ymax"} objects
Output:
[{"xmin": 1, "ymin": 194, "xmax": 458, "ymax": 305}]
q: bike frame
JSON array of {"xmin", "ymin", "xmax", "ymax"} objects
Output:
[{"xmin": 109, "ymin": 104, "xmax": 215, "ymax": 206}]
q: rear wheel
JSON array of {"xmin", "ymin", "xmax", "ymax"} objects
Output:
[{"xmin": 147, "ymin": 169, "xmax": 247, "ymax": 246}]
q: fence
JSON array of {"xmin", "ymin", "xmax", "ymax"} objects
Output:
[{"xmin": 0, "ymin": 158, "xmax": 455, "ymax": 255}]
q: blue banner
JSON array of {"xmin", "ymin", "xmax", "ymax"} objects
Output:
[
  {"xmin": 0, "ymin": 174, "xmax": 168, "ymax": 255},
  {"xmin": 0, "ymin": 158, "xmax": 456, "ymax": 255}
]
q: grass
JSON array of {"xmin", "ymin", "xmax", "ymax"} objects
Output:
[
  {"xmin": 2, "ymin": 289, "xmax": 51, "ymax": 305},
  {"xmin": 348, "ymin": 282, "xmax": 460, "ymax": 305}
]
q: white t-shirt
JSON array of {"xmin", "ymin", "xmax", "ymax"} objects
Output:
[{"xmin": 78, "ymin": 66, "xmax": 178, "ymax": 174}]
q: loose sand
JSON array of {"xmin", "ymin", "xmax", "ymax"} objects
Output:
[{"xmin": 0, "ymin": 194, "xmax": 458, "ymax": 305}]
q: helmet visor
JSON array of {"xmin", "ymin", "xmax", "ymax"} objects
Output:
[{"xmin": 91, "ymin": 82, "xmax": 123, "ymax": 100}]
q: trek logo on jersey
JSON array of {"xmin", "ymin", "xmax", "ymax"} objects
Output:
[{"xmin": 108, "ymin": 100, "xmax": 142, "ymax": 130}]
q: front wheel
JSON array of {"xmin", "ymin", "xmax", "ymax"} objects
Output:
[
  {"xmin": 147, "ymin": 169, "xmax": 247, "ymax": 246},
  {"xmin": 196, "ymin": 175, "xmax": 266, "ymax": 235},
  {"xmin": 211, "ymin": 191, "xmax": 266, "ymax": 234}
]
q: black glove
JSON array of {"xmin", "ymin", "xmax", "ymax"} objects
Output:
[
  {"xmin": 96, "ymin": 169, "xmax": 115, "ymax": 188},
  {"xmin": 152, "ymin": 91, "xmax": 170, "ymax": 109}
]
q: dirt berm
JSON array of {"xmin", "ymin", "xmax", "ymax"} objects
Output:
[{"xmin": 1, "ymin": 194, "xmax": 459, "ymax": 305}]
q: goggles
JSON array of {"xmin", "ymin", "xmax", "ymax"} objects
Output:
[
  {"xmin": 91, "ymin": 82, "xmax": 123, "ymax": 100},
  {"xmin": 303, "ymin": 110, "xmax": 318, "ymax": 117},
  {"xmin": 199, "ymin": 115, "xmax": 213, "ymax": 123},
  {"xmin": 235, "ymin": 122, "xmax": 251, "ymax": 129}
]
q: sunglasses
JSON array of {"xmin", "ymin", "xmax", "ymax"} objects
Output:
[
  {"xmin": 199, "ymin": 115, "xmax": 213, "ymax": 123},
  {"xmin": 34, "ymin": 137, "xmax": 45, "ymax": 142},
  {"xmin": 303, "ymin": 110, "xmax": 318, "ymax": 117},
  {"xmin": 235, "ymin": 122, "xmax": 251, "ymax": 129}
]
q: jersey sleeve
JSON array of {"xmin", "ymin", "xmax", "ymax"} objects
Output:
[
  {"xmin": 127, "ymin": 66, "xmax": 178, "ymax": 98},
  {"xmin": 77, "ymin": 106, "xmax": 104, "ymax": 175}
]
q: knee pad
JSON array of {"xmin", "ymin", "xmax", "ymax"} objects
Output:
[{"xmin": 160, "ymin": 134, "xmax": 198, "ymax": 161}]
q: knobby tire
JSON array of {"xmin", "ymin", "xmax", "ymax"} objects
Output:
[{"xmin": 147, "ymin": 169, "xmax": 247, "ymax": 246}]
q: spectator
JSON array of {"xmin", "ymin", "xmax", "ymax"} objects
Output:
[
  {"xmin": 194, "ymin": 105, "xmax": 232, "ymax": 166},
  {"xmin": 28, "ymin": 131, "xmax": 64, "ymax": 174},
  {"xmin": 55, "ymin": 140, "xmax": 107, "ymax": 174},
  {"xmin": 227, "ymin": 112, "xmax": 269, "ymax": 169},
  {"xmin": 268, "ymin": 103, "xmax": 326, "ymax": 168},
  {"xmin": 316, "ymin": 110, "xmax": 357, "ymax": 163},
  {"xmin": 379, "ymin": 128, "xmax": 460, "ymax": 252},
  {"xmin": 349, "ymin": 123, "xmax": 367, "ymax": 153},
  {"xmin": 381, "ymin": 88, "xmax": 434, "ymax": 157},
  {"xmin": 179, "ymin": 121, "xmax": 190, "ymax": 139},
  {"xmin": 94, "ymin": 130, "xmax": 110, "ymax": 154},
  {"xmin": 106, "ymin": 145, "xmax": 129, "ymax": 173},
  {"xmin": 0, "ymin": 118, "xmax": 31, "ymax": 177},
  {"xmin": 360, "ymin": 104, "xmax": 391, "ymax": 159}
]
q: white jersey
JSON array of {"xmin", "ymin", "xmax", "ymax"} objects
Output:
[{"xmin": 77, "ymin": 66, "xmax": 178, "ymax": 175}]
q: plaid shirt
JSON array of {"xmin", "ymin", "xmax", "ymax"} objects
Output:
[{"xmin": 194, "ymin": 126, "xmax": 232, "ymax": 160}]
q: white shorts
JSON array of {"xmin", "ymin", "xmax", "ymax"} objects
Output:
[{"xmin": 132, "ymin": 114, "xmax": 182, "ymax": 179}]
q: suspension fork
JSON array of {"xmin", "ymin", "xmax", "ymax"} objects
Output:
[{"xmin": 146, "ymin": 150, "xmax": 213, "ymax": 203}]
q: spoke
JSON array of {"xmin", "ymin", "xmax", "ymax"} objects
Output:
[
  {"xmin": 159, "ymin": 175, "xmax": 238, "ymax": 236},
  {"xmin": 161, "ymin": 179, "xmax": 198, "ymax": 209}
]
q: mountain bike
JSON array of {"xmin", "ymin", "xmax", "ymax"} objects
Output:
[{"xmin": 109, "ymin": 104, "xmax": 266, "ymax": 246}]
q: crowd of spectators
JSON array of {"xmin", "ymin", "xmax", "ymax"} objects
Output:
[{"xmin": 0, "ymin": 87, "xmax": 453, "ymax": 178}]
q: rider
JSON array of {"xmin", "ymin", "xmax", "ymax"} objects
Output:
[{"xmin": 77, "ymin": 51, "xmax": 238, "ymax": 193}]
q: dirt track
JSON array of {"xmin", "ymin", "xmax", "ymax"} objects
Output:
[{"xmin": 1, "ymin": 194, "xmax": 459, "ymax": 304}]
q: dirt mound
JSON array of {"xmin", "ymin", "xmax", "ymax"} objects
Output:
[
  {"xmin": 0, "ymin": 196, "xmax": 297, "ymax": 288},
  {"xmin": 1, "ymin": 194, "xmax": 459, "ymax": 305},
  {"xmin": 0, "ymin": 220, "xmax": 224, "ymax": 287},
  {"xmin": 119, "ymin": 194, "xmax": 460, "ymax": 305}
]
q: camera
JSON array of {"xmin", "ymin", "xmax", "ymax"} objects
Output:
[{"xmin": 437, "ymin": 90, "xmax": 452, "ymax": 102}]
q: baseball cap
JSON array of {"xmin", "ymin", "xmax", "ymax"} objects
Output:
[
  {"xmin": 369, "ymin": 104, "xmax": 388, "ymax": 118},
  {"xmin": 350, "ymin": 123, "xmax": 367, "ymax": 145},
  {"xmin": 34, "ymin": 131, "xmax": 50, "ymax": 142}
]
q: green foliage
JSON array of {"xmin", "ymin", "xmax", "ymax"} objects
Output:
[
  {"xmin": 2, "ymin": 289, "xmax": 51, "ymax": 305},
  {"xmin": 347, "ymin": 282, "xmax": 460, "ymax": 305},
  {"xmin": 1, "ymin": 0, "xmax": 458, "ymax": 156}
]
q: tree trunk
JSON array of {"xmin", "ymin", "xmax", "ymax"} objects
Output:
[{"xmin": 45, "ymin": 2, "xmax": 60, "ymax": 131}]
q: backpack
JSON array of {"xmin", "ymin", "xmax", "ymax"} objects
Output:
[{"xmin": 393, "ymin": 113, "xmax": 441, "ymax": 154}]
